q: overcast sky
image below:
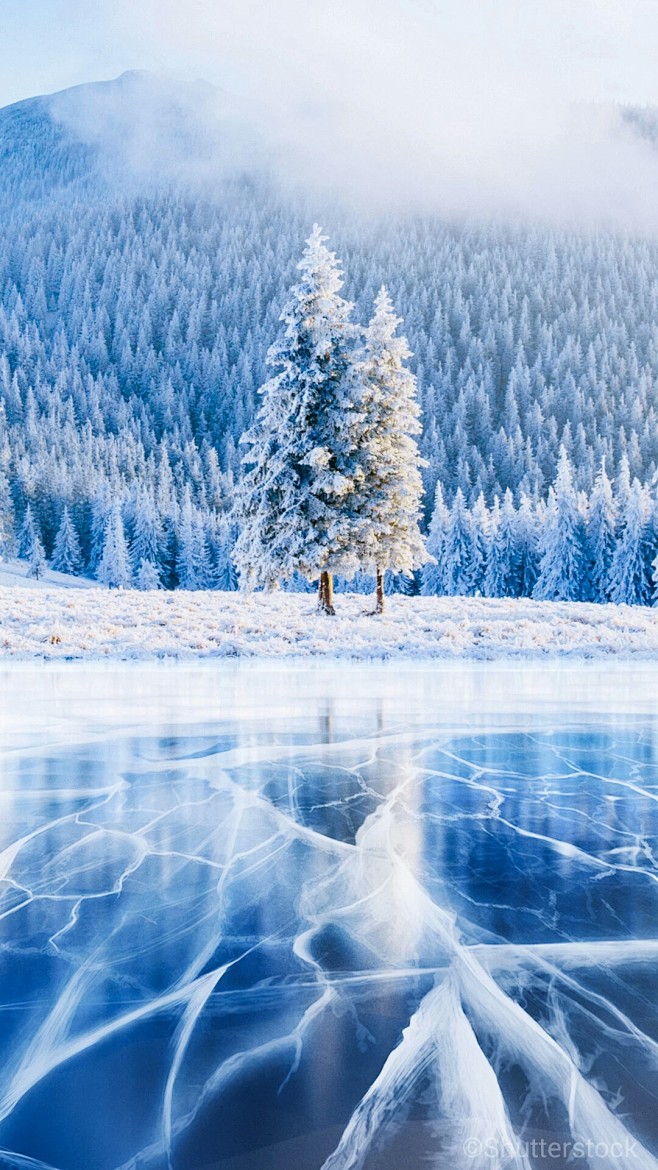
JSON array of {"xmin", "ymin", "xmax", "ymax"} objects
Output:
[
  {"xmin": 3, "ymin": 0, "xmax": 658, "ymax": 109},
  {"xmin": 5, "ymin": 0, "xmax": 658, "ymax": 228}
]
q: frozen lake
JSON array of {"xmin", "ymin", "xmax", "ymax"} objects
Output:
[{"xmin": 0, "ymin": 662, "xmax": 657, "ymax": 1170}]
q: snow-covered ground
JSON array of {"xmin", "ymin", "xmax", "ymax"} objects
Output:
[
  {"xmin": 0, "ymin": 557, "xmax": 98, "ymax": 590},
  {"xmin": 1, "ymin": 585, "xmax": 658, "ymax": 659}
]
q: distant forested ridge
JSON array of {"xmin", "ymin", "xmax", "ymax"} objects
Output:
[{"xmin": 2, "ymin": 74, "xmax": 658, "ymax": 602}]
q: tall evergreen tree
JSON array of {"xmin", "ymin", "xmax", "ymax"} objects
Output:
[
  {"xmin": 517, "ymin": 493, "xmax": 540, "ymax": 598},
  {"xmin": 484, "ymin": 491, "xmax": 520, "ymax": 598},
  {"xmin": 614, "ymin": 453, "xmax": 632, "ymax": 521},
  {"xmin": 213, "ymin": 514, "xmax": 239, "ymax": 592},
  {"xmin": 354, "ymin": 287, "xmax": 427, "ymax": 612},
  {"xmin": 136, "ymin": 558, "xmax": 161, "ymax": 590},
  {"xmin": 443, "ymin": 488, "xmax": 478, "ymax": 597},
  {"xmin": 484, "ymin": 498, "xmax": 505, "ymax": 598},
  {"xmin": 17, "ymin": 504, "xmax": 41, "ymax": 561},
  {"xmin": 651, "ymin": 540, "xmax": 658, "ymax": 608},
  {"xmin": 500, "ymin": 490, "xmax": 523, "ymax": 596},
  {"xmin": 51, "ymin": 506, "xmax": 83, "ymax": 575},
  {"xmin": 0, "ymin": 472, "xmax": 14, "ymax": 559},
  {"xmin": 97, "ymin": 504, "xmax": 132, "ymax": 589},
  {"xmin": 88, "ymin": 486, "xmax": 113, "ymax": 573},
  {"xmin": 130, "ymin": 487, "xmax": 162, "ymax": 575},
  {"xmin": 533, "ymin": 449, "xmax": 586, "ymax": 602},
  {"xmin": 587, "ymin": 463, "xmax": 616, "ymax": 602},
  {"xmin": 176, "ymin": 491, "xmax": 211, "ymax": 590},
  {"xmin": 233, "ymin": 226, "xmax": 363, "ymax": 614},
  {"xmin": 25, "ymin": 523, "xmax": 47, "ymax": 580},
  {"xmin": 470, "ymin": 493, "xmax": 490, "ymax": 593},
  {"xmin": 609, "ymin": 480, "xmax": 652, "ymax": 606},
  {"xmin": 421, "ymin": 482, "xmax": 449, "ymax": 596}
]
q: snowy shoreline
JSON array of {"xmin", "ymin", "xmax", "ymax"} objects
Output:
[{"xmin": 1, "ymin": 586, "xmax": 658, "ymax": 661}]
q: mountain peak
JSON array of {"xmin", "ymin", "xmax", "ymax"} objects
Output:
[{"xmin": 0, "ymin": 70, "xmax": 255, "ymax": 196}]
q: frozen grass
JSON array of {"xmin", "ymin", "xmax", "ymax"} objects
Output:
[{"xmin": 1, "ymin": 585, "xmax": 658, "ymax": 660}]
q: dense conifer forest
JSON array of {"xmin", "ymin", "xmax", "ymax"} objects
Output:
[{"xmin": 3, "ymin": 74, "xmax": 658, "ymax": 601}]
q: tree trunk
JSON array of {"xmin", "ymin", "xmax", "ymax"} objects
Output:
[
  {"xmin": 318, "ymin": 570, "xmax": 336, "ymax": 615},
  {"xmin": 375, "ymin": 567, "xmax": 385, "ymax": 614}
]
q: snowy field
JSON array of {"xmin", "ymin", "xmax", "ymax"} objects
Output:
[{"xmin": 2, "ymin": 583, "xmax": 658, "ymax": 659}]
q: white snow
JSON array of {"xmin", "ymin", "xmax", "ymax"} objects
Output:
[
  {"xmin": 1, "ymin": 585, "xmax": 658, "ymax": 660},
  {"xmin": 0, "ymin": 557, "xmax": 99, "ymax": 591}
]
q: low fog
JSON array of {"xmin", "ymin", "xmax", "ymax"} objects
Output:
[{"xmin": 48, "ymin": 0, "xmax": 658, "ymax": 229}]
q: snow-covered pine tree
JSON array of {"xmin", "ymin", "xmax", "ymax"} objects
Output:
[
  {"xmin": 533, "ymin": 448, "xmax": 587, "ymax": 602},
  {"xmin": 136, "ymin": 558, "xmax": 161, "ymax": 590},
  {"xmin": 158, "ymin": 512, "xmax": 178, "ymax": 592},
  {"xmin": 26, "ymin": 526, "xmax": 47, "ymax": 580},
  {"xmin": 609, "ymin": 479, "xmax": 652, "ymax": 606},
  {"xmin": 652, "ymin": 552, "xmax": 658, "ymax": 607},
  {"xmin": 0, "ymin": 472, "xmax": 14, "ymax": 559},
  {"xmin": 614, "ymin": 453, "xmax": 632, "ymax": 520},
  {"xmin": 651, "ymin": 512, "xmax": 658, "ymax": 606},
  {"xmin": 442, "ymin": 488, "xmax": 478, "ymax": 596},
  {"xmin": 483, "ymin": 497, "xmax": 505, "ymax": 598},
  {"xmin": 517, "ymin": 493, "xmax": 540, "ymax": 597},
  {"xmin": 587, "ymin": 463, "xmax": 616, "ymax": 602},
  {"xmin": 17, "ymin": 504, "xmax": 40, "ymax": 561},
  {"xmin": 212, "ymin": 514, "xmax": 239, "ymax": 592},
  {"xmin": 470, "ymin": 493, "xmax": 489, "ymax": 596},
  {"xmin": 88, "ymin": 485, "xmax": 113, "ymax": 573},
  {"xmin": 504, "ymin": 490, "xmax": 524, "ymax": 596},
  {"xmin": 176, "ymin": 490, "xmax": 211, "ymax": 590},
  {"xmin": 97, "ymin": 504, "xmax": 132, "ymax": 588},
  {"xmin": 354, "ymin": 287, "xmax": 427, "ymax": 613},
  {"xmin": 130, "ymin": 487, "xmax": 162, "ymax": 577},
  {"xmin": 51, "ymin": 506, "xmax": 83, "ymax": 575},
  {"xmin": 233, "ymin": 226, "xmax": 363, "ymax": 615},
  {"xmin": 421, "ymin": 482, "xmax": 449, "ymax": 595}
]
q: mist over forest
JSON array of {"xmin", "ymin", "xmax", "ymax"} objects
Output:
[{"xmin": 2, "ymin": 70, "xmax": 658, "ymax": 601}]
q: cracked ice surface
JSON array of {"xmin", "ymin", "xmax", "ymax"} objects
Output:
[{"xmin": 0, "ymin": 661, "xmax": 658, "ymax": 1170}]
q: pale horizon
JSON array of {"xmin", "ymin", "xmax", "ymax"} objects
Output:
[{"xmin": 4, "ymin": 0, "xmax": 658, "ymax": 111}]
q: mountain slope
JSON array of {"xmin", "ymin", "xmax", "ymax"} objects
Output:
[
  {"xmin": 0, "ymin": 71, "xmax": 253, "ymax": 199},
  {"xmin": 0, "ymin": 89, "xmax": 95, "ymax": 198}
]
